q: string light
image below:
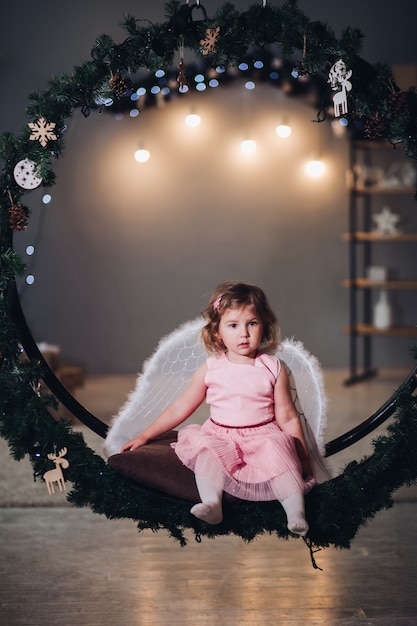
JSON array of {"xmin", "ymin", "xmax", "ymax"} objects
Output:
[
  {"xmin": 240, "ymin": 139, "xmax": 257, "ymax": 154},
  {"xmin": 185, "ymin": 113, "xmax": 201, "ymax": 127},
  {"xmin": 134, "ymin": 148, "xmax": 150, "ymax": 163},
  {"xmin": 305, "ymin": 157, "xmax": 325, "ymax": 177},
  {"xmin": 275, "ymin": 123, "xmax": 292, "ymax": 138}
]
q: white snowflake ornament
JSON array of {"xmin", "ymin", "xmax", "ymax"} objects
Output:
[
  {"xmin": 28, "ymin": 117, "xmax": 57, "ymax": 147},
  {"xmin": 373, "ymin": 206, "xmax": 400, "ymax": 235},
  {"xmin": 13, "ymin": 158, "xmax": 43, "ymax": 190}
]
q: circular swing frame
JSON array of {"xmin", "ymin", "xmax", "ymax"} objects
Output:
[{"xmin": 1, "ymin": 1, "xmax": 417, "ymax": 550}]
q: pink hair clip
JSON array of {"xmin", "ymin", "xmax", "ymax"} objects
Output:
[{"xmin": 212, "ymin": 297, "xmax": 222, "ymax": 310}]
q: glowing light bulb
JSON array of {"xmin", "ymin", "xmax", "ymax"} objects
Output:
[
  {"xmin": 240, "ymin": 139, "xmax": 257, "ymax": 154},
  {"xmin": 275, "ymin": 124, "xmax": 292, "ymax": 138},
  {"xmin": 185, "ymin": 113, "xmax": 201, "ymax": 127},
  {"xmin": 305, "ymin": 158, "xmax": 325, "ymax": 177},
  {"xmin": 134, "ymin": 149, "xmax": 150, "ymax": 163}
]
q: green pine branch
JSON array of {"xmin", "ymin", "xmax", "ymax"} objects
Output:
[{"xmin": 1, "ymin": 0, "xmax": 417, "ymax": 552}]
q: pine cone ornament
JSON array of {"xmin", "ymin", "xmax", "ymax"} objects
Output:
[
  {"xmin": 388, "ymin": 91, "xmax": 409, "ymax": 117},
  {"xmin": 363, "ymin": 114, "xmax": 388, "ymax": 140},
  {"xmin": 8, "ymin": 203, "xmax": 28, "ymax": 231},
  {"xmin": 108, "ymin": 73, "xmax": 132, "ymax": 99}
]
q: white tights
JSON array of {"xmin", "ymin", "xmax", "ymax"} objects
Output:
[
  {"xmin": 191, "ymin": 474, "xmax": 309, "ymax": 536},
  {"xmin": 190, "ymin": 474, "xmax": 223, "ymax": 525},
  {"xmin": 280, "ymin": 493, "xmax": 309, "ymax": 537}
]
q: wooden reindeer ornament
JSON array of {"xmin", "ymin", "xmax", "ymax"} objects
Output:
[
  {"xmin": 43, "ymin": 447, "xmax": 69, "ymax": 495},
  {"xmin": 328, "ymin": 59, "xmax": 352, "ymax": 117}
]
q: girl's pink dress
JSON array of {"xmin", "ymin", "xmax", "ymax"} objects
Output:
[{"xmin": 172, "ymin": 353, "xmax": 315, "ymax": 502}]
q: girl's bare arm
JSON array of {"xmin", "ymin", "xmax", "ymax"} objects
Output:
[
  {"xmin": 120, "ymin": 362, "xmax": 208, "ymax": 452},
  {"xmin": 274, "ymin": 366, "xmax": 314, "ymax": 477}
]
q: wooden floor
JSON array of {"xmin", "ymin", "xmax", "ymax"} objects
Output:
[{"xmin": 1, "ymin": 368, "xmax": 417, "ymax": 625}]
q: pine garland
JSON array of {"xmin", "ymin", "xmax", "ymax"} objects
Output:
[{"xmin": 1, "ymin": 1, "xmax": 417, "ymax": 551}]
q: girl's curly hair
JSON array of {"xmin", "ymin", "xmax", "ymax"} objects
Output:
[{"xmin": 201, "ymin": 281, "xmax": 280, "ymax": 354}]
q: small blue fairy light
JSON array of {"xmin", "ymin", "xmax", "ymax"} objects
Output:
[{"xmin": 95, "ymin": 96, "xmax": 113, "ymax": 107}]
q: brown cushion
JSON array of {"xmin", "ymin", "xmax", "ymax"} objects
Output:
[{"xmin": 108, "ymin": 430, "xmax": 240, "ymax": 504}]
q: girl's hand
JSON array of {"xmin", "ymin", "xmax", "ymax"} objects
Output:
[{"xmin": 120, "ymin": 434, "xmax": 148, "ymax": 452}]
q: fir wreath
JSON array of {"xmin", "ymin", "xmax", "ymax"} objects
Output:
[{"xmin": 1, "ymin": 1, "xmax": 417, "ymax": 555}]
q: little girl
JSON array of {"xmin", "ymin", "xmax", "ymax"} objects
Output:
[{"xmin": 121, "ymin": 281, "xmax": 315, "ymax": 536}]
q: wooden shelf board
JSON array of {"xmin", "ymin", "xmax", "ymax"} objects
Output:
[
  {"xmin": 343, "ymin": 232, "xmax": 417, "ymax": 242},
  {"xmin": 343, "ymin": 324, "xmax": 417, "ymax": 337},
  {"xmin": 343, "ymin": 278, "xmax": 417, "ymax": 290},
  {"xmin": 351, "ymin": 185, "xmax": 416, "ymax": 195}
]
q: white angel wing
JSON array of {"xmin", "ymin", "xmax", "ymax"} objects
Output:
[
  {"xmin": 104, "ymin": 318, "xmax": 207, "ymax": 457},
  {"xmin": 277, "ymin": 339, "xmax": 329, "ymax": 482},
  {"xmin": 105, "ymin": 319, "xmax": 329, "ymax": 484}
]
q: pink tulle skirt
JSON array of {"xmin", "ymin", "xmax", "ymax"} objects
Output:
[{"xmin": 172, "ymin": 419, "xmax": 315, "ymax": 502}]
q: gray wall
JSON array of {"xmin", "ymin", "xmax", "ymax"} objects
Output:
[{"xmin": 1, "ymin": 1, "xmax": 417, "ymax": 374}]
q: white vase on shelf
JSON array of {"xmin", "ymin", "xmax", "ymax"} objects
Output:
[{"xmin": 373, "ymin": 290, "xmax": 392, "ymax": 329}]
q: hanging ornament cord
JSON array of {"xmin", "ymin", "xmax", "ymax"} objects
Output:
[{"xmin": 177, "ymin": 39, "xmax": 188, "ymax": 90}]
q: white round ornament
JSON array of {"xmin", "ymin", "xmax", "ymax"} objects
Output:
[{"xmin": 13, "ymin": 158, "xmax": 43, "ymax": 190}]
